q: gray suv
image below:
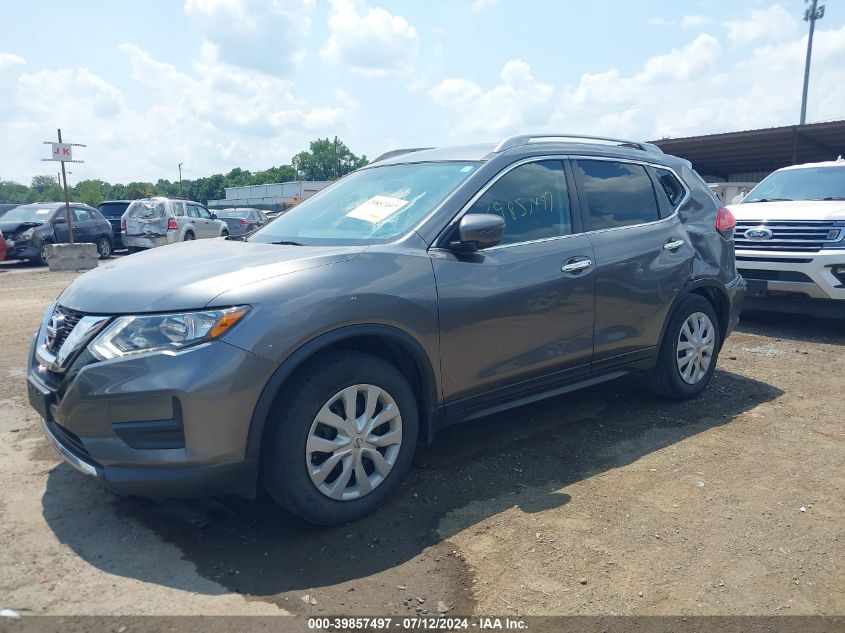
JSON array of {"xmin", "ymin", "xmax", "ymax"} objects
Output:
[{"xmin": 27, "ymin": 134, "xmax": 745, "ymax": 525}]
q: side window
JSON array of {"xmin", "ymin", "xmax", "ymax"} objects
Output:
[
  {"xmin": 171, "ymin": 201, "xmax": 185, "ymax": 217},
  {"xmin": 575, "ymin": 160, "xmax": 660, "ymax": 230},
  {"xmin": 465, "ymin": 160, "xmax": 572, "ymax": 245},
  {"xmin": 72, "ymin": 208, "xmax": 92, "ymax": 222},
  {"xmin": 654, "ymin": 168, "xmax": 685, "ymax": 210},
  {"xmin": 187, "ymin": 204, "xmax": 199, "ymax": 219},
  {"xmin": 197, "ymin": 206, "xmax": 212, "ymax": 219}
]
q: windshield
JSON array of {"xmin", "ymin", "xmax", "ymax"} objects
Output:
[
  {"xmin": 743, "ymin": 166, "xmax": 845, "ymax": 202},
  {"xmin": 1, "ymin": 204, "xmax": 57, "ymax": 223},
  {"xmin": 98, "ymin": 202, "xmax": 130, "ymax": 219},
  {"xmin": 249, "ymin": 162, "xmax": 479, "ymax": 245},
  {"xmin": 126, "ymin": 199, "xmax": 167, "ymax": 219}
]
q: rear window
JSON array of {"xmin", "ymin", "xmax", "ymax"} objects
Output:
[
  {"xmin": 221, "ymin": 210, "xmax": 250, "ymax": 218},
  {"xmin": 575, "ymin": 160, "xmax": 661, "ymax": 230},
  {"xmin": 97, "ymin": 202, "xmax": 130, "ymax": 219},
  {"xmin": 126, "ymin": 200, "xmax": 166, "ymax": 219}
]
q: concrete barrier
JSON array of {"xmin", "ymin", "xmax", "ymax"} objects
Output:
[{"xmin": 47, "ymin": 243, "xmax": 99, "ymax": 272}]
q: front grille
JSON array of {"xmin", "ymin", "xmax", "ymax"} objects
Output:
[
  {"xmin": 47, "ymin": 305, "xmax": 85, "ymax": 354},
  {"xmin": 738, "ymin": 268, "xmax": 814, "ymax": 283},
  {"xmin": 734, "ymin": 220, "xmax": 842, "ymax": 253}
]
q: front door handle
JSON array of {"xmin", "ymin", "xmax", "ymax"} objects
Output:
[
  {"xmin": 663, "ymin": 239, "xmax": 685, "ymax": 251},
  {"xmin": 561, "ymin": 259, "xmax": 593, "ymax": 273}
]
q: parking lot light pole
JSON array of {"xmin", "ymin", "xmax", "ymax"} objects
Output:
[
  {"xmin": 800, "ymin": 0, "xmax": 825, "ymax": 125},
  {"xmin": 178, "ymin": 163, "xmax": 183, "ymax": 196}
]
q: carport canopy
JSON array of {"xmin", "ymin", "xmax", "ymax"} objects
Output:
[{"xmin": 651, "ymin": 119, "xmax": 845, "ymax": 179}]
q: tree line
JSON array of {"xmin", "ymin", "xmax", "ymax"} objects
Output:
[{"xmin": 0, "ymin": 137, "xmax": 368, "ymax": 207}]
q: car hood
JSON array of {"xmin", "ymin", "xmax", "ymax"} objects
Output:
[
  {"xmin": 0, "ymin": 220, "xmax": 43, "ymax": 235},
  {"xmin": 728, "ymin": 200, "xmax": 845, "ymax": 222},
  {"xmin": 58, "ymin": 238, "xmax": 366, "ymax": 313}
]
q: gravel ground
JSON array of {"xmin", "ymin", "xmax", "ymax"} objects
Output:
[{"xmin": 0, "ymin": 259, "xmax": 842, "ymax": 617}]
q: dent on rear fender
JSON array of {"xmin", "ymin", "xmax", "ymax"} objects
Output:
[{"xmin": 679, "ymin": 167, "xmax": 735, "ymax": 283}]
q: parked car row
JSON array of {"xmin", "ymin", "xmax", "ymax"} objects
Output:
[{"xmin": 0, "ymin": 196, "xmax": 273, "ymax": 266}]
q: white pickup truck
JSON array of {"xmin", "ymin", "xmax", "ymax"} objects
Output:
[{"xmin": 727, "ymin": 158, "xmax": 845, "ymax": 317}]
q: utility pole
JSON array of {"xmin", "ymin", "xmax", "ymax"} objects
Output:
[
  {"xmin": 178, "ymin": 163, "xmax": 183, "ymax": 195},
  {"xmin": 800, "ymin": 0, "xmax": 825, "ymax": 125},
  {"xmin": 333, "ymin": 136, "xmax": 339, "ymax": 180}
]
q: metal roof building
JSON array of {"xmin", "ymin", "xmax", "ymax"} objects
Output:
[
  {"xmin": 207, "ymin": 180, "xmax": 331, "ymax": 212},
  {"xmin": 651, "ymin": 119, "xmax": 845, "ymax": 183}
]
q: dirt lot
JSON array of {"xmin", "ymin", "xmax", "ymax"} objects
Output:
[{"xmin": 0, "ymin": 259, "xmax": 842, "ymax": 617}]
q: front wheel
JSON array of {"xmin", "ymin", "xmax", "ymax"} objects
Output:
[
  {"xmin": 38, "ymin": 242, "xmax": 52, "ymax": 266},
  {"xmin": 262, "ymin": 351, "xmax": 419, "ymax": 525},
  {"xmin": 648, "ymin": 294, "xmax": 720, "ymax": 400}
]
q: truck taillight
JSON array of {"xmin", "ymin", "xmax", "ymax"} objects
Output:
[
  {"xmin": 716, "ymin": 207, "xmax": 736, "ymax": 234},
  {"xmin": 167, "ymin": 217, "xmax": 179, "ymax": 231},
  {"xmin": 120, "ymin": 218, "xmax": 126, "ymax": 231}
]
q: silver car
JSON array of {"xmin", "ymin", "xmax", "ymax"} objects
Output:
[{"xmin": 121, "ymin": 197, "xmax": 229, "ymax": 250}]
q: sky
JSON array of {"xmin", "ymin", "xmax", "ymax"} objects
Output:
[{"xmin": 1, "ymin": 0, "xmax": 844, "ymax": 185}]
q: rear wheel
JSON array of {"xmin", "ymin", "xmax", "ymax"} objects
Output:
[
  {"xmin": 649, "ymin": 294, "xmax": 720, "ymax": 400},
  {"xmin": 221, "ymin": 230, "xmax": 229, "ymax": 238},
  {"xmin": 183, "ymin": 231, "xmax": 195, "ymax": 241},
  {"xmin": 262, "ymin": 351, "xmax": 419, "ymax": 525},
  {"xmin": 96, "ymin": 237, "xmax": 112, "ymax": 259}
]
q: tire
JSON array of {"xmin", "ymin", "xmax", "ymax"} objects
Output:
[
  {"xmin": 184, "ymin": 231, "xmax": 195, "ymax": 241},
  {"xmin": 96, "ymin": 236, "xmax": 112, "ymax": 259},
  {"xmin": 37, "ymin": 241, "xmax": 52, "ymax": 266},
  {"xmin": 649, "ymin": 293, "xmax": 720, "ymax": 400},
  {"xmin": 221, "ymin": 230, "xmax": 229, "ymax": 238},
  {"xmin": 262, "ymin": 351, "xmax": 419, "ymax": 525}
]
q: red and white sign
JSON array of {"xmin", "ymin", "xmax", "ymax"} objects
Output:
[{"xmin": 50, "ymin": 143, "xmax": 72, "ymax": 161}]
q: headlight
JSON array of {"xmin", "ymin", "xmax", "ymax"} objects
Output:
[
  {"xmin": 88, "ymin": 306, "xmax": 250, "ymax": 360},
  {"xmin": 19, "ymin": 228, "xmax": 34, "ymax": 241}
]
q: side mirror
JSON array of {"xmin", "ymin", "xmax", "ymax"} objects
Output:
[
  {"xmin": 211, "ymin": 213, "xmax": 218, "ymax": 220},
  {"xmin": 451, "ymin": 214, "xmax": 505, "ymax": 252},
  {"xmin": 53, "ymin": 217, "xmax": 66, "ymax": 224}
]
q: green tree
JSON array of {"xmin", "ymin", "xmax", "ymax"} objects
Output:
[
  {"xmin": 73, "ymin": 179, "xmax": 108, "ymax": 207},
  {"xmin": 292, "ymin": 138, "xmax": 367, "ymax": 181},
  {"xmin": 0, "ymin": 180, "xmax": 29, "ymax": 202}
]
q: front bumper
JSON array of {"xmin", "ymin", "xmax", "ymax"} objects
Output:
[
  {"xmin": 28, "ymin": 318, "xmax": 278, "ymax": 498},
  {"xmin": 736, "ymin": 248, "xmax": 845, "ymax": 301},
  {"xmin": 9, "ymin": 240, "xmax": 38, "ymax": 260}
]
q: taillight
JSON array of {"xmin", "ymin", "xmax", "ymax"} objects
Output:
[
  {"xmin": 167, "ymin": 217, "xmax": 178, "ymax": 231},
  {"xmin": 120, "ymin": 218, "xmax": 126, "ymax": 231},
  {"xmin": 240, "ymin": 219, "xmax": 250, "ymax": 225},
  {"xmin": 716, "ymin": 207, "xmax": 736, "ymax": 234}
]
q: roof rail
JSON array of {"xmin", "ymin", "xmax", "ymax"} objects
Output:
[
  {"xmin": 493, "ymin": 134, "xmax": 663, "ymax": 154},
  {"xmin": 372, "ymin": 147, "xmax": 434, "ymax": 163}
]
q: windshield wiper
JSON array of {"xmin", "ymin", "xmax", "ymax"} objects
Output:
[
  {"xmin": 269, "ymin": 240, "xmax": 304, "ymax": 246},
  {"xmin": 744, "ymin": 198, "xmax": 793, "ymax": 203}
]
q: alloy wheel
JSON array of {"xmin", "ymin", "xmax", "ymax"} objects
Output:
[
  {"xmin": 676, "ymin": 312, "xmax": 716, "ymax": 384},
  {"xmin": 306, "ymin": 384, "xmax": 403, "ymax": 500}
]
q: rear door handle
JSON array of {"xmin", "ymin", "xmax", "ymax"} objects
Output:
[
  {"xmin": 561, "ymin": 259, "xmax": 593, "ymax": 274},
  {"xmin": 663, "ymin": 239, "xmax": 685, "ymax": 251}
]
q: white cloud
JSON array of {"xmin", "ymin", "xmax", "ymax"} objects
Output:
[
  {"xmin": 681, "ymin": 15, "xmax": 712, "ymax": 28},
  {"xmin": 321, "ymin": 0, "xmax": 420, "ymax": 77},
  {"xmin": 724, "ymin": 4, "xmax": 798, "ymax": 43},
  {"xmin": 471, "ymin": 0, "xmax": 497, "ymax": 11},
  {"xmin": 648, "ymin": 17, "xmax": 672, "ymax": 27},
  {"xmin": 429, "ymin": 59, "xmax": 554, "ymax": 133},
  {"xmin": 184, "ymin": 0, "xmax": 314, "ymax": 74},
  {"xmin": 0, "ymin": 42, "xmax": 354, "ymax": 184},
  {"xmin": 0, "ymin": 52, "xmax": 25, "ymax": 71},
  {"xmin": 426, "ymin": 22, "xmax": 845, "ymax": 148}
]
